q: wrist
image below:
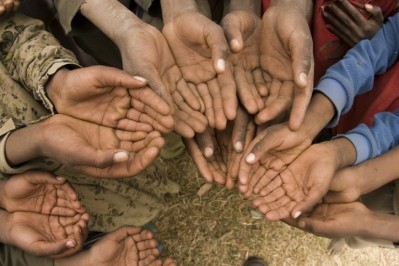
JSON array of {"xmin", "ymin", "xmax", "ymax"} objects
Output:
[
  {"xmin": 269, "ymin": 0, "xmax": 313, "ymax": 21},
  {"xmin": 301, "ymin": 92, "xmax": 335, "ymax": 141},
  {"xmin": 160, "ymin": 0, "xmax": 197, "ymax": 23},
  {"xmin": 229, "ymin": 0, "xmax": 261, "ymax": 15},
  {"xmin": 328, "ymin": 138, "xmax": 357, "ymax": 168},
  {"xmin": 0, "ymin": 209, "xmax": 12, "ymax": 244},
  {"xmin": 80, "ymin": 0, "xmax": 143, "ymax": 45},
  {"xmin": 5, "ymin": 124, "xmax": 44, "ymax": 166},
  {"xmin": 45, "ymin": 67, "xmax": 69, "ymax": 110},
  {"xmin": 365, "ymin": 211, "xmax": 399, "ymax": 242}
]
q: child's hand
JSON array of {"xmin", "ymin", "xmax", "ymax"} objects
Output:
[
  {"xmin": 322, "ymin": 0, "xmax": 384, "ymax": 47},
  {"xmin": 0, "ymin": 0, "xmax": 21, "ymax": 16}
]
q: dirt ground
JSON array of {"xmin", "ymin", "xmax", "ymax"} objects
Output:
[{"xmin": 152, "ymin": 151, "xmax": 399, "ymax": 266}]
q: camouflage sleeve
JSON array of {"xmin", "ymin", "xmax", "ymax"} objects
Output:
[{"xmin": 0, "ymin": 13, "xmax": 80, "ymax": 114}]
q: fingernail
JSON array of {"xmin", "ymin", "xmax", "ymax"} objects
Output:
[
  {"xmin": 298, "ymin": 73, "xmax": 307, "ymax": 87},
  {"xmin": 293, "ymin": 211, "xmax": 302, "ymax": 219},
  {"xmin": 56, "ymin": 176, "xmax": 65, "ymax": 181},
  {"xmin": 230, "ymin": 39, "xmax": 240, "ymax": 50},
  {"xmin": 66, "ymin": 240, "xmax": 76, "ymax": 248},
  {"xmin": 216, "ymin": 59, "xmax": 225, "ymax": 72},
  {"xmin": 204, "ymin": 147, "xmax": 213, "ymax": 158},
  {"xmin": 234, "ymin": 141, "xmax": 243, "ymax": 152},
  {"xmin": 113, "ymin": 151, "xmax": 129, "ymax": 163},
  {"xmin": 132, "ymin": 76, "xmax": 147, "ymax": 83},
  {"xmin": 365, "ymin": 3, "xmax": 373, "ymax": 10},
  {"xmin": 246, "ymin": 153, "xmax": 256, "ymax": 163},
  {"xmin": 298, "ymin": 220, "xmax": 306, "ymax": 228}
]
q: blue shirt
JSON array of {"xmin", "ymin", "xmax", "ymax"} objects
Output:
[{"xmin": 314, "ymin": 14, "xmax": 399, "ymax": 164}]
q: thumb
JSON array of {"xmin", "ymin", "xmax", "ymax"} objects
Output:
[
  {"xmin": 289, "ymin": 32, "xmax": 313, "ymax": 89},
  {"xmin": 365, "ymin": 4, "xmax": 384, "ymax": 26},
  {"xmin": 205, "ymin": 25, "xmax": 229, "ymax": 73},
  {"xmin": 222, "ymin": 18, "xmax": 244, "ymax": 53},
  {"xmin": 71, "ymin": 145, "xmax": 130, "ymax": 169},
  {"xmin": 31, "ymin": 239, "xmax": 77, "ymax": 257},
  {"xmin": 291, "ymin": 186, "xmax": 324, "ymax": 219}
]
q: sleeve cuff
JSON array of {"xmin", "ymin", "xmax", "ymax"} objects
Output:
[
  {"xmin": 37, "ymin": 61, "xmax": 81, "ymax": 115},
  {"xmin": 340, "ymin": 132, "xmax": 373, "ymax": 165},
  {"xmin": 314, "ymin": 78, "xmax": 348, "ymax": 127}
]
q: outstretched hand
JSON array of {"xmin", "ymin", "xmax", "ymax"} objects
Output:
[
  {"xmin": 33, "ymin": 114, "xmax": 164, "ymax": 178},
  {"xmin": 185, "ymin": 106, "xmax": 255, "ymax": 189},
  {"xmin": 85, "ymin": 226, "xmax": 176, "ymax": 266},
  {"xmin": 118, "ymin": 22, "xmax": 209, "ymax": 138},
  {"xmin": 252, "ymin": 140, "xmax": 346, "ymax": 221},
  {"xmin": 3, "ymin": 210, "xmax": 89, "ymax": 258},
  {"xmin": 47, "ymin": 66, "xmax": 174, "ymax": 134},
  {"xmin": 238, "ymin": 121, "xmax": 312, "ymax": 197},
  {"xmin": 0, "ymin": 170, "xmax": 83, "ymax": 216},
  {"xmin": 259, "ymin": 3, "xmax": 314, "ymax": 130},
  {"xmin": 221, "ymin": 10, "xmax": 266, "ymax": 115},
  {"xmin": 297, "ymin": 202, "xmax": 372, "ymax": 239},
  {"xmin": 163, "ymin": 10, "xmax": 237, "ymax": 130}
]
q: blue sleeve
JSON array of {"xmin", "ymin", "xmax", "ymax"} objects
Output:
[
  {"xmin": 341, "ymin": 110, "xmax": 399, "ymax": 164},
  {"xmin": 314, "ymin": 13, "xmax": 399, "ymax": 127}
]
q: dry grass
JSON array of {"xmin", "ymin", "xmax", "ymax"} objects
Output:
[{"xmin": 153, "ymin": 151, "xmax": 399, "ymax": 266}]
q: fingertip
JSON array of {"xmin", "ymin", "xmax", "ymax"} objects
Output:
[
  {"xmin": 298, "ymin": 219, "xmax": 306, "ymax": 228},
  {"xmin": 113, "ymin": 151, "xmax": 130, "ymax": 163},
  {"xmin": 56, "ymin": 176, "xmax": 66, "ymax": 182},
  {"xmin": 66, "ymin": 240, "xmax": 76, "ymax": 248},
  {"xmin": 216, "ymin": 59, "xmax": 226, "ymax": 73},
  {"xmin": 292, "ymin": 210, "xmax": 302, "ymax": 219},
  {"xmin": 246, "ymin": 153, "xmax": 256, "ymax": 164},
  {"xmin": 365, "ymin": 3, "xmax": 373, "ymax": 10},
  {"xmin": 297, "ymin": 72, "xmax": 308, "ymax": 88},
  {"xmin": 204, "ymin": 147, "xmax": 213, "ymax": 158},
  {"xmin": 230, "ymin": 39, "xmax": 242, "ymax": 53},
  {"xmin": 132, "ymin": 75, "xmax": 148, "ymax": 83},
  {"xmin": 234, "ymin": 141, "xmax": 243, "ymax": 153}
]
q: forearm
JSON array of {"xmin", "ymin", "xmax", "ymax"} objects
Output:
[
  {"xmin": 300, "ymin": 92, "xmax": 336, "ymax": 141},
  {"xmin": 79, "ymin": 0, "xmax": 144, "ymax": 47},
  {"xmin": 0, "ymin": 13, "xmax": 78, "ymax": 113},
  {"xmin": 355, "ymin": 145, "xmax": 399, "ymax": 195},
  {"xmin": 365, "ymin": 211, "xmax": 399, "ymax": 243},
  {"xmin": 325, "ymin": 138, "xmax": 357, "ymax": 169},
  {"xmin": 160, "ymin": 0, "xmax": 197, "ymax": 22},
  {"xmin": 5, "ymin": 125, "xmax": 42, "ymax": 166},
  {"xmin": 269, "ymin": 0, "xmax": 313, "ymax": 21},
  {"xmin": 229, "ymin": 0, "xmax": 261, "ymax": 15},
  {"xmin": 0, "ymin": 209, "xmax": 11, "ymax": 244},
  {"xmin": 55, "ymin": 250, "xmax": 90, "ymax": 266}
]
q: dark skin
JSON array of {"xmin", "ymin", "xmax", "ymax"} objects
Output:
[
  {"xmin": 162, "ymin": 2, "xmax": 237, "ymax": 130},
  {"xmin": 47, "ymin": 66, "xmax": 174, "ymax": 134},
  {"xmin": 1, "ymin": 209, "xmax": 89, "ymax": 258},
  {"xmin": 55, "ymin": 226, "xmax": 176, "ymax": 266},
  {"xmin": 79, "ymin": 0, "xmax": 207, "ymax": 138},
  {"xmin": 185, "ymin": 106, "xmax": 255, "ymax": 189},
  {"xmin": 221, "ymin": 9, "xmax": 266, "ymax": 115},
  {"xmin": 0, "ymin": 171, "xmax": 83, "ymax": 216},
  {"xmin": 258, "ymin": 0, "xmax": 314, "ymax": 130},
  {"xmin": 6, "ymin": 114, "xmax": 165, "ymax": 179},
  {"xmin": 0, "ymin": 0, "xmax": 20, "ymax": 15},
  {"xmin": 322, "ymin": 0, "xmax": 384, "ymax": 47}
]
